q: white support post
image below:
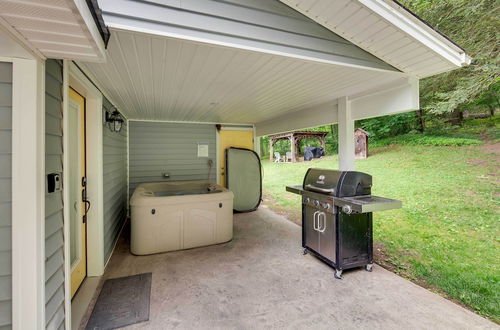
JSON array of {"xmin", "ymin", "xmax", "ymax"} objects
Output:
[
  {"xmin": 337, "ymin": 96, "xmax": 355, "ymax": 171},
  {"xmin": 11, "ymin": 57, "xmax": 45, "ymax": 330},
  {"xmin": 253, "ymin": 128, "xmax": 261, "ymax": 157}
]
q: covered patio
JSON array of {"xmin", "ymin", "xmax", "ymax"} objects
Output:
[
  {"xmin": 0, "ymin": 0, "xmax": 477, "ymax": 329},
  {"xmin": 77, "ymin": 208, "xmax": 493, "ymax": 329}
]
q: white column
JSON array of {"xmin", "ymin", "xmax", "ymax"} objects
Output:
[
  {"xmin": 11, "ymin": 58, "xmax": 45, "ymax": 330},
  {"xmin": 338, "ymin": 96, "xmax": 355, "ymax": 170},
  {"xmin": 253, "ymin": 128, "xmax": 260, "ymax": 156}
]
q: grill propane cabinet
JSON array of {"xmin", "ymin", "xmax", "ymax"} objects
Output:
[{"xmin": 287, "ymin": 169, "xmax": 402, "ymax": 279}]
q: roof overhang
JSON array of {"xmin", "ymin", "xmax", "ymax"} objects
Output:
[
  {"xmin": 78, "ymin": 0, "xmax": 416, "ymax": 126},
  {"xmin": 0, "ymin": 0, "xmax": 107, "ymax": 61},
  {"xmin": 79, "ymin": 28, "xmax": 408, "ymax": 124},
  {"xmin": 279, "ymin": 0, "xmax": 471, "ymax": 78}
]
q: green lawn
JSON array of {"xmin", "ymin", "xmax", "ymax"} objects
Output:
[{"xmin": 262, "ymin": 144, "xmax": 499, "ymax": 322}]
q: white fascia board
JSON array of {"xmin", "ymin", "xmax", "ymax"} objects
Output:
[
  {"xmin": 68, "ymin": 0, "xmax": 106, "ymax": 62},
  {"xmin": 359, "ymin": 0, "xmax": 471, "ymax": 67},
  {"xmin": 350, "ymin": 77, "xmax": 419, "ymax": 120},
  {"xmin": 255, "ymin": 101, "xmax": 338, "ymax": 137},
  {"xmin": 255, "ymin": 77, "xmax": 418, "ymax": 136},
  {"xmin": 100, "ymin": 0, "xmax": 396, "ymax": 72},
  {"xmin": 103, "ymin": 23, "xmax": 396, "ymax": 74}
]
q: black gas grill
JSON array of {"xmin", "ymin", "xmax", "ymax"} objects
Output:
[{"xmin": 287, "ymin": 169, "xmax": 402, "ymax": 279}]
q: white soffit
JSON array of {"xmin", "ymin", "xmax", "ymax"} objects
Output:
[
  {"xmin": 280, "ymin": 0, "xmax": 471, "ymax": 78},
  {"xmin": 79, "ymin": 28, "xmax": 405, "ymax": 124},
  {"xmin": 0, "ymin": 0, "xmax": 105, "ymax": 61}
]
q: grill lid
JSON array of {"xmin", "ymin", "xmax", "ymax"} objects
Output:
[{"xmin": 302, "ymin": 169, "xmax": 372, "ymax": 197}]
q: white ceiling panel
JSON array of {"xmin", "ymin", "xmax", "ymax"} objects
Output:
[
  {"xmin": 0, "ymin": 0, "xmax": 105, "ymax": 61},
  {"xmin": 80, "ymin": 29, "xmax": 405, "ymax": 124}
]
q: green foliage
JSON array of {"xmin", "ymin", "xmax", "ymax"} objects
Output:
[
  {"xmin": 426, "ymin": 115, "xmax": 500, "ymax": 141},
  {"xmin": 398, "ymin": 0, "xmax": 500, "ymax": 114},
  {"xmin": 370, "ymin": 133, "xmax": 482, "ymax": 148},
  {"xmin": 357, "ymin": 112, "xmax": 418, "ymax": 139}
]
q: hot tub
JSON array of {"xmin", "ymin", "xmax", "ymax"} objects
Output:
[{"xmin": 130, "ymin": 181, "xmax": 233, "ymax": 255}]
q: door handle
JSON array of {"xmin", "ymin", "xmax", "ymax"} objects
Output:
[
  {"xmin": 81, "ymin": 188, "xmax": 91, "ymax": 223},
  {"xmin": 318, "ymin": 212, "xmax": 327, "ymax": 233}
]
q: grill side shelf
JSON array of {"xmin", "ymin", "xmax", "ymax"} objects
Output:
[
  {"xmin": 286, "ymin": 185, "xmax": 304, "ymax": 195},
  {"xmin": 334, "ymin": 195, "xmax": 402, "ymax": 213}
]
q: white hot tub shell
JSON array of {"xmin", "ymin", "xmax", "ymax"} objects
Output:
[{"xmin": 130, "ymin": 181, "xmax": 233, "ymax": 255}]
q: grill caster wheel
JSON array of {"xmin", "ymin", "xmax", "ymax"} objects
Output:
[
  {"xmin": 303, "ymin": 248, "xmax": 308, "ymax": 255},
  {"xmin": 365, "ymin": 264, "xmax": 373, "ymax": 272},
  {"xmin": 334, "ymin": 269, "xmax": 343, "ymax": 280}
]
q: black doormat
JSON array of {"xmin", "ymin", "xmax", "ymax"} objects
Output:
[{"xmin": 85, "ymin": 273, "xmax": 152, "ymax": 330}]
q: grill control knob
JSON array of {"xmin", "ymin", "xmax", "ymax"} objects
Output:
[
  {"xmin": 342, "ymin": 205, "xmax": 353, "ymax": 214},
  {"xmin": 305, "ymin": 197, "xmax": 310, "ymax": 203},
  {"xmin": 322, "ymin": 203, "xmax": 330, "ymax": 210},
  {"xmin": 313, "ymin": 200, "xmax": 320, "ymax": 207}
]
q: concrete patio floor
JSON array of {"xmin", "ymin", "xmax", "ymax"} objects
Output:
[{"xmin": 80, "ymin": 207, "xmax": 496, "ymax": 329}]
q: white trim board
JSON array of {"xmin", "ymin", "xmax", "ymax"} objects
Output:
[
  {"xmin": 11, "ymin": 57, "xmax": 46, "ymax": 330},
  {"xmin": 68, "ymin": 62, "xmax": 105, "ymax": 278},
  {"xmin": 128, "ymin": 118, "xmax": 254, "ymax": 126},
  {"xmin": 104, "ymin": 21, "xmax": 397, "ymax": 74},
  {"xmin": 218, "ymin": 125, "xmax": 254, "ymax": 131},
  {"xmin": 62, "ymin": 59, "xmax": 72, "ymax": 330}
]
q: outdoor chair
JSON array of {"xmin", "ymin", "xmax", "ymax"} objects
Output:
[
  {"xmin": 285, "ymin": 152, "xmax": 293, "ymax": 162},
  {"xmin": 274, "ymin": 152, "xmax": 282, "ymax": 162}
]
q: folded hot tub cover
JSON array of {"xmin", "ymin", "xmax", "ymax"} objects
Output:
[{"xmin": 225, "ymin": 147, "xmax": 262, "ymax": 212}]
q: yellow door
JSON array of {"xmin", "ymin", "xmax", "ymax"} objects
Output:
[
  {"xmin": 68, "ymin": 88, "xmax": 87, "ymax": 298},
  {"xmin": 219, "ymin": 129, "xmax": 254, "ymax": 186}
]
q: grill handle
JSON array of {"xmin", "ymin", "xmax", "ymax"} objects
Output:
[
  {"xmin": 313, "ymin": 211, "xmax": 319, "ymax": 231},
  {"xmin": 305, "ymin": 184, "xmax": 335, "ymax": 194},
  {"xmin": 318, "ymin": 212, "xmax": 326, "ymax": 233}
]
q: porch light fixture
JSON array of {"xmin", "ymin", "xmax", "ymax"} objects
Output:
[{"xmin": 105, "ymin": 110, "xmax": 124, "ymax": 133}]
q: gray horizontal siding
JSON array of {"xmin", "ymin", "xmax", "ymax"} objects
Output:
[
  {"xmin": 129, "ymin": 121, "xmax": 216, "ymax": 196},
  {"xmin": 45, "ymin": 59, "xmax": 65, "ymax": 330},
  {"xmin": 99, "ymin": 0, "xmax": 396, "ymax": 71},
  {"xmin": 102, "ymin": 98, "xmax": 128, "ymax": 263},
  {"xmin": 0, "ymin": 62, "xmax": 12, "ymax": 330}
]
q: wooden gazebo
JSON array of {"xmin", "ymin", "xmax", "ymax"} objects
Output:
[{"xmin": 269, "ymin": 131, "xmax": 328, "ymax": 162}]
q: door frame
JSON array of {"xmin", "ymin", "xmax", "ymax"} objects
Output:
[
  {"xmin": 67, "ymin": 87, "xmax": 87, "ymax": 297},
  {"xmin": 63, "ymin": 61, "xmax": 105, "ymax": 326},
  {"xmin": 217, "ymin": 125, "xmax": 254, "ymax": 186}
]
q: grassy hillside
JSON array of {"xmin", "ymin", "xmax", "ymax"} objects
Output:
[{"xmin": 261, "ymin": 142, "xmax": 499, "ymax": 322}]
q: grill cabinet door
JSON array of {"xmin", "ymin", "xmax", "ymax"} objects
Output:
[
  {"xmin": 318, "ymin": 212, "xmax": 336, "ymax": 263},
  {"xmin": 338, "ymin": 213, "xmax": 372, "ymax": 268},
  {"xmin": 303, "ymin": 205, "xmax": 319, "ymax": 252}
]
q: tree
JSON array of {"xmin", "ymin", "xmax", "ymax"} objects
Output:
[{"xmin": 398, "ymin": 0, "xmax": 499, "ymax": 116}]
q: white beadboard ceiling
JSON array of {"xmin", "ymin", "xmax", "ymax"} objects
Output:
[
  {"xmin": 279, "ymin": 0, "xmax": 471, "ymax": 78},
  {"xmin": 79, "ymin": 28, "xmax": 406, "ymax": 123},
  {"xmin": 0, "ymin": 0, "xmax": 105, "ymax": 61}
]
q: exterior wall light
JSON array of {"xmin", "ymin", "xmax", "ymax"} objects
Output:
[{"xmin": 105, "ymin": 110, "xmax": 124, "ymax": 133}]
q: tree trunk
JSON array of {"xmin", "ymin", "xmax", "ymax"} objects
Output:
[
  {"xmin": 450, "ymin": 109, "xmax": 463, "ymax": 126},
  {"xmin": 416, "ymin": 109, "xmax": 426, "ymax": 132},
  {"xmin": 488, "ymin": 105, "xmax": 495, "ymax": 117}
]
